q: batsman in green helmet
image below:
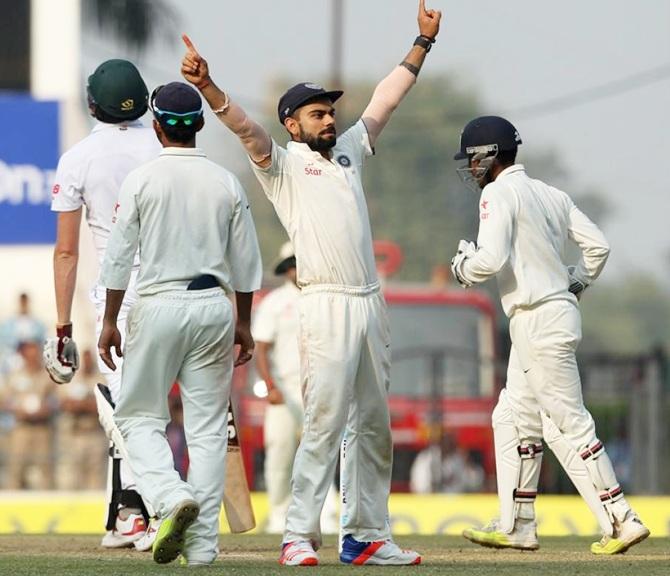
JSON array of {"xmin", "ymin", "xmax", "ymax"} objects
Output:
[{"xmin": 46, "ymin": 58, "xmax": 160, "ymax": 551}]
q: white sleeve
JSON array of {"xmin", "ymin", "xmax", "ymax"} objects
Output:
[
  {"xmin": 567, "ymin": 199, "xmax": 610, "ymax": 286},
  {"xmin": 338, "ymin": 120, "xmax": 374, "ymax": 167},
  {"xmin": 461, "ymin": 185, "xmax": 515, "ymax": 284},
  {"xmin": 99, "ymin": 173, "xmax": 140, "ymax": 290},
  {"xmin": 251, "ymin": 295, "xmax": 277, "ymax": 344},
  {"xmin": 227, "ymin": 176, "xmax": 263, "ymax": 293},
  {"xmin": 248, "ymin": 139, "xmax": 290, "ymax": 203},
  {"xmin": 50, "ymin": 150, "xmax": 84, "ymax": 212}
]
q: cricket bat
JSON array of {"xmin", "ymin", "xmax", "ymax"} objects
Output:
[{"xmin": 223, "ymin": 402, "xmax": 256, "ymax": 533}]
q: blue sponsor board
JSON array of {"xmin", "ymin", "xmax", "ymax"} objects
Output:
[{"xmin": 0, "ymin": 94, "xmax": 59, "ymax": 244}]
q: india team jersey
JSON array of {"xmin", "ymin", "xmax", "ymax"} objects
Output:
[
  {"xmin": 100, "ymin": 148, "xmax": 262, "ymax": 296},
  {"xmin": 461, "ymin": 164, "xmax": 610, "ymax": 317},
  {"xmin": 252, "ymin": 281, "xmax": 301, "ymax": 392},
  {"xmin": 51, "ymin": 121, "xmax": 160, "ymax": 269},
  {"xmin": 250, "ymin": 120, "xmax": 378, "ymax": 288}
]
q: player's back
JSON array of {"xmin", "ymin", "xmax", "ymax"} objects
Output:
[
  {"xmin": 125, "ymin": 149, "xmax": 258, "ymax": 296},
  {"xmin": 53, "ymin": 121, "xmax": 160, "ymax": 264},
  {"xmin": 489, "ymin": 165, "xmax": 575, "ymax": 314}
]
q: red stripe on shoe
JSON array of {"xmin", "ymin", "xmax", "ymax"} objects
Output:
[{"xmin": 352, "ymin": 541, "xmax": 385, "ymax": 565}]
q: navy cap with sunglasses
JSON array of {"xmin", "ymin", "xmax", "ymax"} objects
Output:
[{"xmin": 150, "ymin": 82, "xmax": 203, "ymax": 127}]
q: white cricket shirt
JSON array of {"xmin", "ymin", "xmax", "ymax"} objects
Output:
[
  {"xmin": 51, "ymin": 121, "xmax": 161, "ymax": 268},
  {"xmin": 100, "ymin": 147, "xmax": 262, "ymax": 296},
  {"xmin": 250, "ymin": 120, "xmax": 377, "ymax": 288},
  {"xmin": 252, "ymin": 281, "xmax": 301, "ymax": 391},
  {"xmin": 460, "ymin": 165, "xmax": 610, "ymax": 317}
]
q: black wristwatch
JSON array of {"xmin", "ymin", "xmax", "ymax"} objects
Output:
[{"xmin": 414, "ymin": 35, "xmax": 435, "ymax": 53}]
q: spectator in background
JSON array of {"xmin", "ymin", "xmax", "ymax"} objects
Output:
[
  {"xmin": 56, "ymin": 349, "xmax": 107, "ymax": 490},
  {"xmin": 0, "ymin": 293, "xmax": 47, "ymax": 375},
  {"xmin": 410, "ymin": 433, "xmax": 485, "ymax": 494},
  {"xmin": 0, "ymin": 339, "xmax": 57, "ymax": 489}
]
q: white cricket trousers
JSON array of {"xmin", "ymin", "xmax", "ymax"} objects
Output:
[
  {"xmin": 114, "ymin": 288, "xmax": 234, "ymax": 563},
  {"xmin": 507, "ymin": 299, "xmax": 597, "ymax": 450},
  {"xmin": 284, "ymin": 283, "xmax": 393, "ymax": 546}
]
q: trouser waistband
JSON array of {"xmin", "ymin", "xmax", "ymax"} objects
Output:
[{"xmin": 300, "ymin": 282, "xmax": 380, "ymax": 296}]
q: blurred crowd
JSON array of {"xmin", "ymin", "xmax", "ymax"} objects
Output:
[
  {"xmin": 0, "ymin": 293, "xmax": 106, "ymax": 490},
  {"xmin": 0, "ymin": 292, "xmax": 188, "ymax": 491}
]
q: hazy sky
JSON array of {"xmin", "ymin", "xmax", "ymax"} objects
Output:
[{"xmin": 82, "ymin": 0, "xmax": 670, "ymax": 285}]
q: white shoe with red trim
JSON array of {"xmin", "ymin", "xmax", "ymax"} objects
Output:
[
  {"xmin": 133, "ymin": 517, "xmax": 161, "ymax": 552},
  {"xmin": 339, "ymin": 535, "xmax": 421, "ymax": 565},
  {"xmin": 279, "ymin": 540, "xmax": 319, "ymax": 566},
  {"xmin": 100, "ymin": 513, "xmax": 147, "ymax": 548}
]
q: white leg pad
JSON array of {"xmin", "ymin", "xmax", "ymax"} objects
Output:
[
  {"xmin": 94, "ymin": 383, "xmax": 155, "ymax": 519},
  {"xmin": 541, "ymin": 411, "xmax": 613, "ymax": 536},
  {"xmin": 493, "ymin": 390, "xmax": 543, "ymax": 533}
]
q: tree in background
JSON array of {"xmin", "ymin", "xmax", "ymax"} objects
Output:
[{"xmin": 82, "ymin": 0, "xmax": 179, "ymax": 52}]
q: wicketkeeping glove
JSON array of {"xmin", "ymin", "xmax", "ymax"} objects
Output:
[
  {"xmin": 451, "ymin": 239, "xmax": 476, "ymax": 288},
  {"xmin": 44, "ymin": 323, "xmax": 80, "ymax": 384}
]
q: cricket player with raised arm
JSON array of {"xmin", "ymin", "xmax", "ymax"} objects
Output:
[
  {"xmin": 450, "ymin": 116, "xmax": 650, "ymax": 555},
  {"xmin": 45, "ymin": 59, "xmax": 160, "ymax": 549},
  {"xmin": 180, "ymin": 0, "xmax": 441, "ymax": 566},
  {"xmin": 97, "ymin": 81, "xmax": 262, "ymax": 566}
]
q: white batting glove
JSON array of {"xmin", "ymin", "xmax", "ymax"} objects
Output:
[
  {"xmin": 567, "ymin": 265, "xmax": 587, "ymax": 300},
  {"xmin": 451, "ymin": 239, "xmax": 476, "ymax": 288},
  {"xmin": 44, "ymin": 323, "xmax": 80, "ymax": 384}
]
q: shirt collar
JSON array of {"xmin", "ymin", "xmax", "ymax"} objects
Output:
[
  {"xmin": 160, "ymin": 147, "xmax": 207, "ymax": 158},
  {"xmin": 287, "ymin": 140, "xmax": 331, "ymax": 161},
  {"xmin": 497, "ymin": 164, "xmax": 525, "ymax": 178},
  {"xmin": 92, "ymin": 120, "xmax": 145, "ymax": 133}
]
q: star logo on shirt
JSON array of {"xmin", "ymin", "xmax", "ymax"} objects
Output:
[{"xmin": 481, "ymin": 200, "xmax": 489, "ymax": 210}]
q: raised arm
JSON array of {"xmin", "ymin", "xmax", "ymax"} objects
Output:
[
  {"xmin": 361, "ymin": 0, "xmax": 442, "ymax": 147},
  {"xmin": 181, "ymin": 34, "xmax": 272, "ymax": 167}
]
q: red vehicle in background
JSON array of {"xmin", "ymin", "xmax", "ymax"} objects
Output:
[{"xmin": 233, "ymin": 244, "xmax": 500, "ymax": 492}]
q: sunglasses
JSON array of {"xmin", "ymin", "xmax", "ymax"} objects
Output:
[{"xmin": 150, "ymin": 85, "xmax": 202, "ymax": 126}]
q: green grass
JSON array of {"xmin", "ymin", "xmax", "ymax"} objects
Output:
[{"xmin": 0, "ymin": 534, "xmax": 667, "ymax": 575}]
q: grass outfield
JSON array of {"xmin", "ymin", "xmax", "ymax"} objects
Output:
[{"xmin": 0, "ymin": 534, "xmax": 667, "ymax": 575}]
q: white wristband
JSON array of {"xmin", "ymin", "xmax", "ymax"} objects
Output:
[{"xmin": 212, "ymin": 92, "xmax": 231, "ymax": 115}]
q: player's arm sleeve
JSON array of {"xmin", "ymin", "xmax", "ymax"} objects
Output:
[
  {"xmin": 227, "ymin": 178, "xmax": 263, "ymax": 293},
  {"xmin": 248, "ymin": 139, "xmax": 290, "ymax": 202},
  {"xmin": 99, "ymin": 175, "xmax": 140, "ymax": 290},
  {"xmin": 361, "ymin": 65, "xmax": 417, "ymax": 149},
  {"xmin": 337, "ymin": 120, "xmax": 375, "ymax": 168},
  {"xmin": 50, "ymin": 151, "xmax": 84, "ymax": 212},
  {"xmin": 215, "ymin": 98, "xmax": 272, "ymax": 164},
  {"xmin": 461, "ymin": 187, "xmax": 515, "ymax": 284},
  {"xmin": 567, "ymin": 200, "xmax": 610, "ymax": 286}
]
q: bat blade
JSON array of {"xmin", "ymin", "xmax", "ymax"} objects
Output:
[{"xmin": 223, "ymin": 402, "xmax": 256, "ymax": 533}]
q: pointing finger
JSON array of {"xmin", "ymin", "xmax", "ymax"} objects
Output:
[
  {"xmin": 182, "ymin": 33, "xmax": 198, "ymax": 54},
  {"xmin": 419, "ymin": 0, "xmax": 426, "ymax": 15}
]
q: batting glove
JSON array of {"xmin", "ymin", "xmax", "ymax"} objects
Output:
[
  {"xmin": 44, "ymin": 323, "xmax": 80, "ymax": 384},
  {"xmin": 567, "ymin": 265, "xmax": 587, "ymax": 300},
  {"xmin": 451, "ymin": 239, "xmax": 476, "ymax": 288}
]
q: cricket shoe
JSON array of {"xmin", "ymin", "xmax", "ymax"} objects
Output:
[
  {"xmin": 100, "ymin": 511, "xmax": 147, "ymax": 548},
  {"xmin": 339, "ymin": 535, "xmax": 421, "ymax": 565},
  {"xmin": 279, "ymin": 540, "xmax": 319, "ymax": 566},
  {"xmin": 133, "ymin": 517, "xmax": 161, "ymax": 552},
  {"xmin": 591, "ymin": 511, "xmax": 650, "ymax": 555},
  {"xmin": 152, "ymin": 499, "xmax": 200, "ymax": 564},
  {"xmin": 462, "ymin": 518, "xmax": 539, "ymax": 551}
]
